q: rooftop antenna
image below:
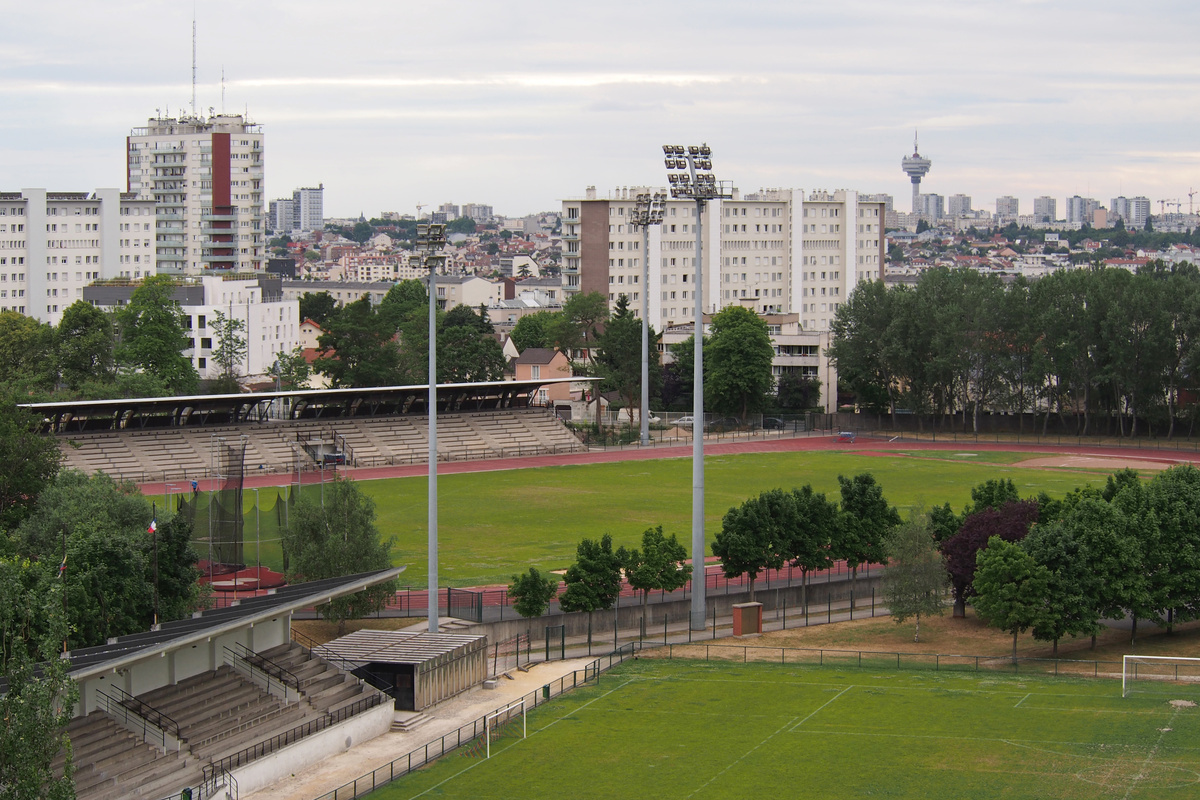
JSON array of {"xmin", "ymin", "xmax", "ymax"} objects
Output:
[
  {"xmin": 221, "ymin": 66, "xmax": 226, "ymax": 114},
  {"xmin": 191, "ymin": 8, "xmax": 197, "ymax": 118}
]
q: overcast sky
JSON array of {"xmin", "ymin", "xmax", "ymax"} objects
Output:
[{"xmin": 3, "ymin": 1, "xmax": 1198, "ymax": 218}]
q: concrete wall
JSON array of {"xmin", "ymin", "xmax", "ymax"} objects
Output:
[
  {"xmin": 473, "ymin": 572, "xmax": 884, "ymax": 644},
  {"xmin": 230, "ymin": 702, "xmax": 393, "ymax": 796}
]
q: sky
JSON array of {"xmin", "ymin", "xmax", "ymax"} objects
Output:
[{"xmin": 3, "ymin": 1, "xmax": 1199, "ymax": 219}]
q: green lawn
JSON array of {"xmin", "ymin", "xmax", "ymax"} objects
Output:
[
  {"xmin": 181, "ymin": 450, "xmax": 1109, "ymax": 586},
  {"xmin": 360, "ymin": 450, "xmax": 1104, "ymax": 586},
  {"xmin": 367, "ymin": 659, "xmax": 1200, "ymax": 800}
]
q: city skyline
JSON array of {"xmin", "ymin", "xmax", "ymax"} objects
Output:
[{"xmin": 2, "ymin": 1, "xmax": 1198, "ymax": 218}]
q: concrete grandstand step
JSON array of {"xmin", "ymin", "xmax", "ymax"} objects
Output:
[
  {"xmin": 392, "ymin": 711, "xmax": 432, "ymax": 732},
  {"xmin": 191, "ymin": 704, "xmax": 314, "ymax": 762}
]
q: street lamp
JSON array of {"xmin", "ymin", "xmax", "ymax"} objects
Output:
[
  {"xmin": 416, "ymin": 222, "xmax": 448, "ymax": 633},
  {"xmin": 663, "ymin": 143, "xmax": 733, "ymax": 631},
  {"xmin": 630, "ymin": 191, "xmax": 666, "ymax": 447}
]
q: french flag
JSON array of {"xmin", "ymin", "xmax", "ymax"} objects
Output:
[{"xmin": 148, "ymin": 518, "xmax": 157, "ymax": 535}]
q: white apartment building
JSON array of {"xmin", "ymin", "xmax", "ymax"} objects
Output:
[
  {"xmin": 268, "ymin": 199, "xmax": 293, "ymax": 235},
  {"xmin": 84, "ymin": 273, "xmax": 297, "ymax": 379},
  {"xmin": 995, "ymin": 196, "xmax": 1019, "ymax": 219},
  {"xmin": 1033, "ymin": 196, "xmax": 1057, "ymax": 223},
  {"xmin": 0, "ymin": 188, "xmax": 157, "ymax": 324},
  {"xmin": 947, "ymin": 194, "xmax": 972, "ymax": 217},
  {"xmin": 292, "ymin": 186, "xmax": 324, "ymax": 232},
  {"xmin": 1066, "ymin": 196, "xmax": 1099, "ymax": 226},
  {"xmin": 127, "ymin": 114, "xmax": 265, "ymax": 275},
  {"xmin": 1111, "ymin": 196, "xmax": 1151, "ymax": 228},
  {"xmin": 562, "ymin": 186, "xmax": 886, "ymax": 333}
]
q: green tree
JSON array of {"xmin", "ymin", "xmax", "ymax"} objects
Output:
[
  {"xmin": 941, "ymin": 500, "xmax": 1039, "ymax": 617},
  {"xmin": 551, "ymin": 292, "xmax": 609, "ymax": 424},
  {"xmin": 785, "ymin": 485, "xmax": 838, "ymax": 615},
  {"xmin": 510, "ymin": 310, "xmax": 560, "ymax": 352},
  {"xmin": 270, "ymin": 346, "xmax": 312, "ymax": 391},
  {"xmin": 282, "ymin": 477, "xmax": 397, "ymax": 635},
  {"xmin": 378, "ymin": 280, "xmax": 428, "ymax": 329},
  {"xmin": 351, "ymin": 221, "xmax": 374, "ymax": 243},
  {"xmin": 712, "ymin": 489, "xmax": 791, "ymax": 602},
  {"xmin": 446, "ymin": 216, "xmax": 477, "ymax": 235},
  {"xmin": 881, "ymin": 513, "xmax": 948, "ymax": 642},
  {"xmin": 115, "ymin": 275, "xmax": 198, "ymax": 395},
  {"xmin": 623, "ymin": 525, "xmax": 688, "ymax": 619},
  {"xmin": 508, "ymin": 567, "xmax": 559, "ymax": 620},
  {"xmin": 56, "ymin": 300, "xmax": 114, "ymax": 391},
  {"xmin": 0, "ymin": 557, "xmax": 78, "ymax": 800},
  {"xmin": 776, "ymin": 372, "xmax": 821, "ymax": 412},
  {"xmin": 972, "ymin": 537, "xmax": 1052, "ymax": 661},
  {"xmin": 594, "ymin": 295, "xmax": 661, "ymax": 426},
  {"xmin": 0, "ymin": 397, "xmax": 61, "ymax": 536},
  {"xmin": 299, "ymin": 291, "xmax": 337, "ymax": 326},
  {"xmin": 437, "ymin": 305, "xmax": 507, "ymax": 383},
  {"xmin": 558, "ymin": 533, "xmax": 623, "ymax": 653},
  {"xmin": 835, "ymin": 473, "xmax": 900, "ymax": 607},
  {"xmin": 210, "ymin": 310, "xmax": 248, "ymax": 382},
  {"xmin": 705, "ymin": 305, "xmax": 775, "ymax": 420},
  {"xmin": 0, "ymin": 310, "xmax": 56, "ymax": 394},
  {"xmin": 314, "ymin": 297, "xmax": 400, "ymax": 388},
  {"xmin": 829, "ymin": 279, "xmax": 899, "ymax": 418}
]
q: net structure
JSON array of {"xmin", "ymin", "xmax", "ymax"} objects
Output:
[
  {"xmin": 485, "ymin": 699, "xmax": 526, "ymax": 759},
  {"xmin": 1122, "ymin": 655, "xmax": 1200, "ymax": 697}
]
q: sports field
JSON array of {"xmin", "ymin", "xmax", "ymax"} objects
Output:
[{"xmin": 368, "ymin": 658, "xmax": 1200, "ymax": 800}]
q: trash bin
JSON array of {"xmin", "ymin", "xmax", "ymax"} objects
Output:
[{"xmin": 542, "ymin": 684, "xmax": 550, "ymax": 699}]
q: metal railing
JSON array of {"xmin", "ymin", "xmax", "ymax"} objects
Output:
[
  {"xmin": 290, "ymin": 628, "xmax": 398, "ymax": 703},
  {"xmin": 225, "ymin": 642, "xmax": 300, "ymax": 701},
  {"xmin": 99, "ymin": 686, "xmax": 181, "ymax": 753},
  {"xmin": 308, "ymin": 641, "xmax": 645, "ymax": 800}
]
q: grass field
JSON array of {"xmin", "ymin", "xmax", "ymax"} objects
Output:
[
  {"xmin": 360, "ymin": 449, "xmax": 1107, "ymax": 586},
  {"xmin": 368, "ymin": 658, "xmax": 1200, "ymax": 800},
  {"xmin": 182, "ymin": 448, "xmax": 1113, "ymax": 585}
]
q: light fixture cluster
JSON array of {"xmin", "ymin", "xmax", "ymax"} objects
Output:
[
  {"xmin": 662, "ymin": 143, "xmax": 731, "ymax": 200},
  {"xmin": 630, "ymin": 191, "xmax": 667, "ymax": 229},
  {"xmin": 414, "ymin": 223, "xmax": 448, "ymax": 271}
]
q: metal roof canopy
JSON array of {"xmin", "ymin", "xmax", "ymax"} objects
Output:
[
  {"xmin": 23, "ymin": 378, "xmax": 592, "ymax": 433},
  {"xmin": 321, "ymin": 629, "xmax": 486, "ymax": 670},
  {"xmin": 62, "ymin": 567, "xmax": 405, "ymax": 682}
]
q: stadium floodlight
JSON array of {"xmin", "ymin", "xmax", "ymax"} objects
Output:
[
  {"xmin": 663, "ymin": 143, "xmax": 733, "ymax": 632},
  {"xmin": 630, "ymin": 191, "xmax": 667, "ymax": 447},
  {"xmin": 416, "ymin": 222, "xmax": 448, "ymax": 633}
]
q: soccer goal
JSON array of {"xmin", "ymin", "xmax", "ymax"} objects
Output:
[
  {"xmin": 1122, "ymin": 655, "xmax": 1200, "ymax": 697},
  {"xmin": 484, "ymin": 699, "xmax": 527, "ymax": 759}
]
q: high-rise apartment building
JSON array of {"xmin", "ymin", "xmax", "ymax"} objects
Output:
[
  {"xmin": 268, "ymin": 199, "xmax": 293, "ymax": 234},
  {"xmin": 1033, "ymin": 196, "xmax": 1057, "ymax": 223},
  {"xmin": 947, "ymin": 194, "xmax": 972, "ymax": 217},
  {"xmin": 996, "ymin": 196, "xmax": 1019, "ymax": 219},
  {"xmin": 1111, "ymin": 196, "xmax": 1150, "ymax": 228},
  {"xmin": 561, "ymin": 187, "xmax": 885, "ymax": 333},
  {"xmin": 291, "ymin": 185, "xmax": 324, "ymax": 232},
  {"xmin": 1065, "ymin": 196, "xmax": 1099, "ymax": 226},
  {"xmin": 462, "ymin": 203, "xmax": 494, "ymax": 223},
  {"xmin": 127, "ymin": 114, "xmax": 265, "ymax": 275},
  {"xmin": 0, "ymin": 188, "xmax": 156, "ymax": 324},
  {"xmin": 917, "ymin": 193, "xmax": 945, "ymax": 220}
]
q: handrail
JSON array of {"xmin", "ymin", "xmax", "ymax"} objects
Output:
[
  {"xmin": 99, "ymin": 686, "xmax": 181, "ymax": 751},
  {"xmin": 290, "ymin": 628, "xmax": 399, "ymax": 700},
  {"xmin": 224, "ymin": 643, "xmax": 300, "ymax": 701}
]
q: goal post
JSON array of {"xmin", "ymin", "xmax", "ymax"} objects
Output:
[
  {"xmin": 1122, "ymin": 655, "xmax": 1200, "ymax": 697},
  {"xmin": 484, "ymin": 699, "xmax": 527, "ymax": 759}
]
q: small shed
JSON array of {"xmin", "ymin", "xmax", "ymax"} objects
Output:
[{"xmin": 321, "ymin": 630, "xmax": 488, "ymax": 711}]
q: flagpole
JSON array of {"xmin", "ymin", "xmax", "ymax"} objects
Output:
[{"xmin": 151, "ymin": 503, "xmax": 159, "ymax": 628}]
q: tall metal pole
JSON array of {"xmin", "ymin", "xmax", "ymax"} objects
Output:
[
  {"xmin": 640, "ymin": 220, "xmax": 651, "ymax": 447},
  {"xmin": 428, "ymin": 246, "xmax": 439, "ymax": 632},
  {"xmin": 690, "ymin": 197, "xmax": 705, "ymax": 631}
]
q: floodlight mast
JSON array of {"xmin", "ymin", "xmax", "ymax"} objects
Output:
[
  {"xmin": 417, "ymin": 223, "xmax": 448, "ymax": 633},
  {"xmin": 662, "ymin": 143, "xmax": 733, "ymax": 631},
  {"xmin": 630, "ymin": 191, "xmax": 666, "ymax": 446}
]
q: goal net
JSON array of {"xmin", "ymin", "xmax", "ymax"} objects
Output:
[
  {"xmin": 484, "ymin": 699, "xmax": 527, "ymax": 759},
  {"xmin": 1122, "ymin": 655, "xmax": 1200, "ymax": 698}
]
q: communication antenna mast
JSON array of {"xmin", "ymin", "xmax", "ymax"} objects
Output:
[
  {"xmin": 191, "ymin": 10, "xmax": 197, "ymax": 118},
  {"xmin": 221, "ymin": 67, "xmax": 226, "ymax": 114}
]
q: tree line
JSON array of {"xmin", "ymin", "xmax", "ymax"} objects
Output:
[{"xmin": 829, "ymin": 262, "xmax": 1200, "ymax": 437}]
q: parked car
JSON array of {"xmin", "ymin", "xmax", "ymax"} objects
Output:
[
  {"xmin": 674, "ymin": 415, "xmax": 696, "ymax": 427},
  {"xmin": 709, "ymin": 417, "xmax": 741, "ymax": 431},
  {"xmin": 762, "ymin": 417, "xmax": 786, "ymax": 430}
]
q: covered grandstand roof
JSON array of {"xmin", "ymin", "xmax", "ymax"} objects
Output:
[
  {"xmin": 24, "ymin": 378, "xmax": 591, "ymax": 433},
  {"xmin": 62, "ymin": 567, "xmax": 404, "ymax": 681}
]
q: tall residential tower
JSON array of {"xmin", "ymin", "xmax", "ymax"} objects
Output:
[{"xmin": 127, "ymin": 114, "xmax": 265, "ymax": 275}]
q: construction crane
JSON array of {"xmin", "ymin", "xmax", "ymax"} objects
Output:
[
  {"xmin": 1190, "ymin": 188, "xmax": 1197, "ymax": 216},
  {"xmin": 415, "ymin": 202, "xmax": 426, "ymax": 220}
]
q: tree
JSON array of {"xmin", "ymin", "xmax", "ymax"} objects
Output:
[
  {"xmin": 378, "ymin": 280, "xmax": 427, "ymax": 329},
  {"xmin": 351, "ymin": 221, "xmax": 374, "ymax": 243},
  {"xmin": 270, "ymin": 346, "xmax": 312, "ymax": 391},
  {"xmin": 882, "ymin": 514, "xmax": 948, "ymax": 642},
  {"xmin": 941, "ymin": 500, "xmax": 1038, "ymax": 617},
  {"xmin": 705, "ymin": 305, "xmax": 775, "ymax": 419},
  {"xmin": 776, "ymin": 372, "xmax": 821, "ymax": 412},
  {"xmin": 115, "ymin": 275, "xmax": 198, "ymax": 395},
  {"xmin": 552, "ymin": 292, "xmax": 609, "ymax": 424},
  {"xmin": 299, "ymin": 291, "xmax": 337, "ymax": 326},
  {"xmin": 0, "ymin": 310, "xmax": 56, "ymax": 394},
  {"xmin": 437, "ymin": 305, "xmax": 507, "ymax": 383},
  {"xmin": 56, "ymin": 300, "xmax": 114, "ymax": 391},
  {"xmin": 210, "ymin": 310, "xmax": 248, "ymax": 383},
  {"xmin": 558, "ymin": 533, "xmax": 623, "ymax": 653},
  {"xmin": 446, "ymin": 216, "xmax": 477, "ymax": 235},
  {"xmin": 508, "ymin": 567, "xmax": 559, "ymax": 620},
  {"xmin": 282, "ymin": 477, "xmax": 397, "ymax": 635},
  {"xmin": 623, "ymin": 525, "xmax": 688, "ymax": 619},
  {"xmin": 835, "ymin": 473, "xmax": 900, "ymax": 607},
  {"xmin": 0, "ymin": 397, "xmax": 61, "ymax": 536},
  {"xmin": 783, "ymin": 485, "xmax": 837, "ymax": 615},
  {"xmin": 0, "ymin": 557, "xmax": 78, "ymax": 800},
  {"xmin": 594, "ymin": 295, "xmax": 661, "ymax": 425},
  {"xmin": 712, "ymin": 490, "xmax": 791, "ymax": 602},
  {"xmin": 972, "ymin": 537, "xmax": 1052, "ymax": 660},
  {"xmin": 314, "ymin": 297, "xmax": 400, "ymax": 388},
  {"xmin": 510, "ymin": 311, "xmax": 560, "ymax": 352}
]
